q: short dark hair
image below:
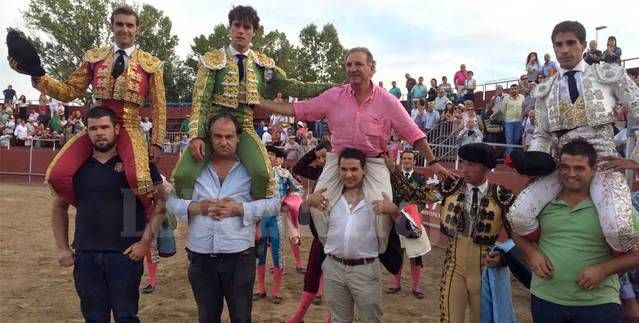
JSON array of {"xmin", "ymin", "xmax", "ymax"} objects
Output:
[
  {"xmin": 401, "ymin": 150, "xmax": 417, "ymax": 159},
  {"xmin": 551, "ymin": 21, "xmax": 586, "ymax": 45},
  {"xmin": 560, "ymin": 139, "xmax": 597, "ymax": 168},
  {"xmin": 339, "ymin": 147, "xmax": 366, "ymax": 168},
  {"xmin": 228, "ymin": 5, "xmax": 260, "ymax": 30},
  {"xmin": 207, "ymin": 112, "xmax": 242, "ymax": 136},
  {"xmin": 316, "ymin": 140, "xmax": 332, "ymax": 152},
  {"xmin": 86, "ymin": 106, "xmax": 116, "ymax": 125},
  {"xmin": 110, "ymin": 6, "xmax": 139, "ymax": 26}
]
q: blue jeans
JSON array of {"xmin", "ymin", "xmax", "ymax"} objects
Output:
[
  {"xmin": 73, "ymin": 251, "xmax": 143, "ymax": 323},
  {"xmin": 531, "ymin": 295, "xmax": 621, "ymax": 323},
  {"xmin": 504, "ymin": 121, "xmax": 523, "ymax": 154}
]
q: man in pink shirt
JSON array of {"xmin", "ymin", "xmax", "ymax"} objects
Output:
[
  {"xmin": 454, "ymin": 64, "xmax": 468, "ymax": 96},
  {"xmin": 258, "ymin": 47, "xmax": 452, "ymax": 322}
]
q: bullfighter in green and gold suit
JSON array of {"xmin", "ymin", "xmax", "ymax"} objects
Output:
[{"xmin": 172, "ymin": 5, "xmax": 328, "ymax": 198}]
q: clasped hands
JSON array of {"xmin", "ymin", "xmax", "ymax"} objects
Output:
[{"xmin": 195, "ymin": 198, "xmax": 243, "ymax": 220}]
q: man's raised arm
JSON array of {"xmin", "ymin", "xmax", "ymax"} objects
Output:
[{"xmin": 257, "ymin": 98, "xmax": 295, "ymax": 116}]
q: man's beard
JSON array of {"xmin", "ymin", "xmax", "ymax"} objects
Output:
[{"xmin": 93, "ymin": 139, "xmax": 116, "ymax": 152}]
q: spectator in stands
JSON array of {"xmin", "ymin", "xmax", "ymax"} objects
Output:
[
  {"xmin": 389, "ymin": 81, "xmax": 401, "ymax": 99},
  {"xmin": 141, "ymin": 117, "xmax": 153, "ymax": 144},
  {"xmin": 17, "ymin": 95, "xmax": 28, "ymax": 121},
  {"xmin": 602, "ymin": 36, "xmax": 622, "ymax": 65},
  {"xmin": 434, "ymin": 89, "xmax": 451, "ymax": 113},
  {"xmin": 423, "ymin": 101, "xmax": 440, "ymax": 136},
  {"xmin": 481, "ymin": 101, "xmax": 503, "ymax": 144},
  {"xmin": 583, "ymin": 40, "xmax": 603, "ymax": 65},
  {"xmin": 488, "ymin": 85, "xmax": 505, "ymax": 113},
  {"xmin": 452, "ymin": 103, "xmax": 464, "ymax": 129},
  {"xmin": 300, "ymin": 137, "xmax": 314, "ymax": 157},
  {"xmin": 411, "ymin": 77, "xmax": 428, "ymax": 107},
  {"xmin": 518, "ymin": 74, "xmax": 530, "ymax": 92},
  {"xmin": 28, "ymin": 109, "xmax": 39, "ymax": 122},
  {"xmin": 296, "ymin": 121, "xmax": 308, "ymax": 142},
  {"xmin": 14, "ymin": 118, "xmax": 27, "ymax": 146},
  {"xmin": 462, "ymin": 100, "xmax": 483, "ymax": 133},
  {"xmin": 536, "ymin": 74, "xmax": 546, "ymax": 83},
  {"xmin": 427, "ymin": 78, "xmax": 438, "ymax": 101},
  {"xmin": 378, "ymin": 81, "xmax": 384, "ymax": 89},
  {"xmin": 38, "ymin": 93, "xmax": 48, "ymax": 109},
  {"xmin": 526, "ymin": 52, "xmax": 542, "ymax": 83},
  {"xmin": 462, "ymin": 71, "xmax": 476, "ymax": 102},
  {"xmin": 522, "ymin": 84, "xmax": 536, "ymax": 117},
  {"xmin": 413, "ymin": 100, "xmax": 428, "ymax": 133},
  {"xmin": 457, "ymin": 118, "xmax": 483, "ymax": 146},
  {"xmin": 440, "ymin": 102, "xmax": 455, "ymax": 123},
  {"xmin": 542, "ymin": 53, "xmax": 559, "ymax": 77},
  {"xmin": 178, "ymin": 135, "xmax": 189, "ymax": 153},
  {"xmin": 261, "ymin": 126, "xmax": 272, "ymax": 145},
  {"xmin": 3, "ymin": 85, "xmax": 16, "ymax": 107},
  {"xmin": 69, "ymin": 110, "xmax": 85, "ymax": 134},
  {"xmin": 440, "ymin": 76, "xmax": 454, "ymax": 97},
  {"xmin": 181, "ymin": 114, "xmax": 190, "ymax": 133},
  {"xmin": 387, "ymin": 134, "xmax": 402, "ymax": 160},
  {"xmin": 454, "ymin": 64, "xmax": 469, "ymax": 97},
  {"xmin": 405, "ymin": 73, "xmax": 417, "ymax": 113},
  {"xmin": 306, "ymin": 131, "xmax": 318, "ymax": 147},
  {"xmin": 502, "ymin": 84, "xmax": 525, "ymax": 159},
  {"xmin": 5, "ymin": 115, "xmax": 16, "ymax": 134},
  {"xmin": 284, "ymin": 136, "xmax": 302, "ymax": 160},
  {"xmin": 523, "ymin": 110, "xmax": 536, "ymax": 151}
]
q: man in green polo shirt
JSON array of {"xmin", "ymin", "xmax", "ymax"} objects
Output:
[{"xmin": 514, "ymin": 139, "xmax": 639, "ymax": 322}]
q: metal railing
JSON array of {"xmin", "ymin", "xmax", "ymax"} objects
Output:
[{"xmin": 0, "ymin": 138, "xmax": 63, "ymax": 183}]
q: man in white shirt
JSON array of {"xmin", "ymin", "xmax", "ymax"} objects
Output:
[
  {"xmin": 13, "ymin": 118, "xmax": 28, "ymax": 145},
  {"xmin": 261, "ymin": 126, "xmax": 272, "ymax": 145},
  {"xmin": 434, "ymin": 89, "xmax": 451, "ymax": 113},
  {"xmin": 140, "ymin": 117, "xmax": 152, "ymax": 144},
  {"xmin": 302, "ymin": 147, "xmax": 400, "ymax": 323},
  {"xmin": 167, "ymin": 113, "xmax": 281, "ymax": 322}
]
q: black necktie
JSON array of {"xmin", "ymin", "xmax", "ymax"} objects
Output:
[
  {"xmin": 405, "ymin": 172, "xmax": 410, "ymax": 179},
  {"xmin": 471, "ymin": 187, "xmax": 479, "ymax": 218},
  {"xmin": 565, "ymin": 70, "xmax": 579, "ymax": 104},
  {"xmin": 236, "ymin": 54, "xmax": 246, "ymax": 81},
  {"xmin": 112, "ymin": 49, "xmax": 126, "ymax": 79}
]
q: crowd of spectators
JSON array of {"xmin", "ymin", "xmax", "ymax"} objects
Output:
[
  {"xmin": 1, "ymin": 86, "xmax": 88, "ymax": 148},
  {"xmin": 378, "ymin": 34, "xmax": 632, "ymax": 163}
]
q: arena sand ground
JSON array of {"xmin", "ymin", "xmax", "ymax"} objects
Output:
[{"xmin": 0, "ymin": 183, "xmax": 532, "ymax": 322}]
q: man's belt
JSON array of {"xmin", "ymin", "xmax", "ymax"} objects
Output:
[
  {"xmin": 329, "ymin": 254, "xmax": 376, "ymax": 266},
  {"xmin": 187, "ymin": 247, "xmax": 254, "ymax": 259}
]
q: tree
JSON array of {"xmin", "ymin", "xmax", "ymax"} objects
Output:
[
  {"xmin": 296, "ymin": 23, "xmax": 346, "ymax": 84},
  {"xmin": 22, "ymin": 0, "xmax": 112, "ymax": 83}
]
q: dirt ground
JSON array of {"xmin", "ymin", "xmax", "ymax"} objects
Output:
[{"xmin": 0, "ymin": 183, "xmax": 532, "ymax": 322}]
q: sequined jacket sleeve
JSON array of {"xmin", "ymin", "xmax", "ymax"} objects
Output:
[
  {"xmin": 528, "ymin": 86, "xmax": 557, "ymax": 155},
  {"xmin": 149, "ymin": 68, "xmax": 167, "ymax": 146},
  {"xmin": 390, "ymin": 169, "xmax": 441, "ymax": 204},
  {"xmin": 615, "ymin": 72, "xmax": 639, "ymax": 162},
  {"xmin": 189, "ymin": 63, "xmax": 216, "ymax": 140},
  {"xmin": 34, "ymin": 62, "xmax": 92, "ymax": 102},
  {"xmin": 266, "ymin": 66, "xmax": 330, "ymax": 99}
]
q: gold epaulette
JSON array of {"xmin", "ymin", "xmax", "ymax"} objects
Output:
[
  {"xmin": 252, "ymin": 50, "xmax": 275, "ymax": 68},
  {"xmin": 200, "ymin": 48, "xmax": 226, "ymax": 70},
  {"xmin": 137, "ymin": 49, "xmax": 163, "ymax": 74},
  {"xmin": 593, "ymin": 63, "xmax": 624, "ymax": 84},
  {"xmin": 494, "ymin": 185, "xmax": 515, "ymax": 209},
  {"xmin": 440, "ymin": 176, "xmax": 463, "ymax": 197},
  {"xmin": 83, "ymin": 47, "xmax": 111, "ymax": 63}
]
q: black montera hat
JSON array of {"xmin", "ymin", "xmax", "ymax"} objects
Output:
[
  {"xmin": 6, "ymin": 30, "xmax": 46, "ymax": 77},
  {"xmin": 511, "ymin": 150, "xmax": 556, "ymax": 177},
  {"xmin": 458, "ymin": 143, "xmax": 497, "ymax": 169}
]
